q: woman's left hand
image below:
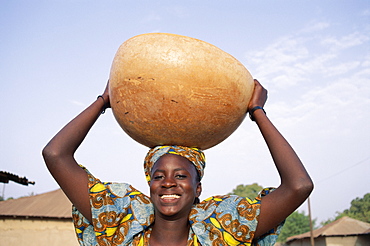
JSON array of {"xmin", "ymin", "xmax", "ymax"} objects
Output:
[{"xmin": 247, "ymin": 79, "xmax": 267, "ymax": 112}]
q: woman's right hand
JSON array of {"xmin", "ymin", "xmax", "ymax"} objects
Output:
[
  {"xmin": 42, "ymin": 78, "xmax": 113, "ymax": 223},
  {"xmin": 98, "ymin": 80, "xmax": 111, "ymax": 112}
]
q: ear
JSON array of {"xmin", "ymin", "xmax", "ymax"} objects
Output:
[{"xmin": 196, "ymin": 182, "xmax": 202, "ymax": 197}]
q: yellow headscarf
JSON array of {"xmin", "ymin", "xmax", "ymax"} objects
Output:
[{"xmin": 144, "ymin": 145, "xmax": 206, "ymax": 184}]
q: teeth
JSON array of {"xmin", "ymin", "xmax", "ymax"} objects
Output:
[{"xmin": 161, "ymin": 194, "xmax": 180, "ymax": 199}]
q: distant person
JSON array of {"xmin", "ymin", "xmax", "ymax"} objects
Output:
[{"xmin": 43, "ymin": 79, "xmax": 313, "ymax": 245}]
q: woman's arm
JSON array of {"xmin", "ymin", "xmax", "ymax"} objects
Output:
[
  {"xmin": 249, "ymin": 80, "xmax": 314, "ymax": 238},
  {"xmin": 42, "ymin": 81, "xmax": 110, "ymax": 222}
]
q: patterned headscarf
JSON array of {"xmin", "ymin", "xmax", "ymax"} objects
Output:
[{"xmin": 144, "ymin": 145, "xmax": 206, "ymax": 184}]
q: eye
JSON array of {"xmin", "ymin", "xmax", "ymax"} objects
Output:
[
  {"xmin": 153, "ymin": 175, "xmax": 164, "ymax": 180},
  {"xmin": 175, "ymin": 174, "xmax": 187, "ymax": 179}
]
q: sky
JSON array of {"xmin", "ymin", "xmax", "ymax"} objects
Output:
[{"xmin": 1, "ymin": 0, "xmax": 369, "ymax": 224}]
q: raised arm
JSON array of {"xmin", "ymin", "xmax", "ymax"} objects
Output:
[
  {"xmin": 42, "ymin": 81, "xmax": 111, "ymax": 222},
  {"xmin": 249, "ymin": 80, "xmax": 314, "ymax": 238}
]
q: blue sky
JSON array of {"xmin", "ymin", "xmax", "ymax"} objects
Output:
[{"xmin": 1, "ymin": 1, "xmax": 369, "ymax": 224}]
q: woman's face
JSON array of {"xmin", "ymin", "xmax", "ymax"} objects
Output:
[{"xmin": 150, "ymin": 154, "xmax": 202, "ymax": 219}]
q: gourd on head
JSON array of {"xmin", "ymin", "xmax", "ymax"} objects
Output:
[{"xmin": 109, "ymin": 33, "xmax": 254, "ymax": 150}]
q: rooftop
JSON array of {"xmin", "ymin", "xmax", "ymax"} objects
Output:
[
  {"xmin": 0, "ymin": 189, "xmax": 72, "ymax": 219},
  {"xmin": 287, "ymin": 216, "xmax": 370, "ymax": 243}
]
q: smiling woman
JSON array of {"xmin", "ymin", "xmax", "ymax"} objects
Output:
[
  {"xmin": 43, "ymin": 47, "xmax": 313, "ymax": 246},
  {"xmin": 43, "ymin": 79, "xmax": 313, "ymax": 246},
  {"xmin": 68, "ymin": 145, "xmax": 288, "ymax": 245}
]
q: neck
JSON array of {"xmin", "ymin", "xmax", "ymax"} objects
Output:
[{"xmin": 150, "ymin": 217, "xmax": 190, "ymax": 246}]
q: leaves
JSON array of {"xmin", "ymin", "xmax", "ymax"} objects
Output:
[
  {"xmin": 321, "ymin": 193, "xmax": 370, "ymax": 225},
  {"xmin": 341, "ymin": 193, "xmax": 370, "ymax": 223},
  {"xmin": 277, "ymin": 210, "xmax": 316, "ymax": 242},
  {"xmin": 228, "ymin": 183, "xmax": 263, "ymax": 199}
]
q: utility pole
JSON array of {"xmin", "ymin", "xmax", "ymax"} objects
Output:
[{"xmin": 308, "ymin": 197, "xmax": 315, "ymax": 246}]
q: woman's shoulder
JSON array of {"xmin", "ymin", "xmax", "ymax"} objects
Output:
[
  {"xmin": 191, "ymin": 188, "xmax": 277, "ymax": 220},
  {"xmin": 199, "ymin": 187, "xmax": 277, "ymax": 205}
]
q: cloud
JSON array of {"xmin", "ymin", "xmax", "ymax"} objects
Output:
[
  {"xmin": 242, "ymin": 19, "xmax": 370, "ymax": 186},
  {"xmin": 246, "ymin": 21, "xmax": 370, "ymax": 96},
  {"xmin": 247, "ymin": 36, "xmax": 311, "ymax": 88},
  {"xmin": 300, "ymin": 20, "xmax": 330, "ymax": 33},
  {"xmin": 320, "ymin": 32, "xmax": 370, "ymax": 51},
  {"xmin": 69, "ymin": 99, "xmax": 85, "ymax": 107}
]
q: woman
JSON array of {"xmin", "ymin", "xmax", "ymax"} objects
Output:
[{"xmin": 43, "ymin": 79, "xmax": 313, "ymax": 245}]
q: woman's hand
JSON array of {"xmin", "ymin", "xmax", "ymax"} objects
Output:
[
  {"xmin": 247, "ymin": 79, "xmax": 267, "ymax": 112},
  {"xmin": 97, "ymin": 80, "xmax": 111, "ymax": 112},
  {"xmin": 101, "ymin": 80, "xmax": 111, "ymax": 108},
  {"xmin": 42, "ymin": 78, "xmax": 113, "ymax": 223},
  {"xmin": 249, "ymin": 79, "xmax": 313, "ymax": 238}
]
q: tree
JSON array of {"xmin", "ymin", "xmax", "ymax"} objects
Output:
[
  {"xmin": 228, "ymin": 183, "xmax": 263, "ymax": 198},
  {"xmin": 277, "ymin": 210, "xmax": 316, "ymax": 242},
  {"xmin": 342, "ymin": 193, "xmax": 370, "ymax": 223},
  {"xmin": 322, "ymin": 193, "xmax": 370, "ymax": 225},
  {"xmin": 0, "ymin": 195, "xmax": 13, "ymax": 201},
  {"xmin": 320, "ymin": 212, "xmax": 341, "ymax": 226}
]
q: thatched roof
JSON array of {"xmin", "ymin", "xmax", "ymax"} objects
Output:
[
  {"xmin": 0, "ymin": 189, "xmax": 72, "ymax": 219},
  {"xmin": 287, "ymin": 216, "xmax": 370, "ymax": 243}
]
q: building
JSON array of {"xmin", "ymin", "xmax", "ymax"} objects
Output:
[
  {"xmin": 0, "ymin": 189, "xmax": 78, "ymax": 245},
  {"xmin": 286, "ymin": 216, "xmax": 370, "ymax": 246}
]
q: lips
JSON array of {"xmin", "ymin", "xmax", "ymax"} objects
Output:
[{"xmin": 160, "ymin": 194, "xmax": 181, "ymax": 199}]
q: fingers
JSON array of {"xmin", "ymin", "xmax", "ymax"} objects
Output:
[
  {"xmin": 248, "ymin": 79, "xmax": 268, "ymax": 111},
  {"xmin": 253, "ymin": 79, "xmax": 266, "ymax": 93},
  {"xmin": 104, "ymin": 79, "xmax": 110, "ymax": 94},
  {"xmin": 102, "ymin": 79, "xmax": 111, "ymax": 108}
]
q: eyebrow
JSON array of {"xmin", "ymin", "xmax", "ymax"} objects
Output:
[{"xmin": 152, "ymin": 168, "xmax": 189, "ymax": 173}]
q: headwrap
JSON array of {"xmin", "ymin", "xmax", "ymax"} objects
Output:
[{"xmin": 144, "ymin": 145, "xmax": 206, "ymax": 184}]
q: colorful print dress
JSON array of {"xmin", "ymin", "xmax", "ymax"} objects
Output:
[{"xmin": 72, "ymin": 167, "xmax": 283, "ymax": 245}]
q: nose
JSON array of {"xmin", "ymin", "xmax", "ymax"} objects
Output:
[{"xmin": 162, "ymin": 176, "xmax": 177, "ymax": 188}]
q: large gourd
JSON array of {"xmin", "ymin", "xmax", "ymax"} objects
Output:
[{"xmin": 109, "ymin": 33, "xmax": 254, "ymax": 150}]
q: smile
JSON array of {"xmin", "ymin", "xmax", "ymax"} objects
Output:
[{"xmin": 160, "ymin": 194, "xmax": 180, "ymax": 199}]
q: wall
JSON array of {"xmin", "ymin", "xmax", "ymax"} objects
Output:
[
  {"xmin": 326, "ymin": 235, "xmax": 370, "ymax": 246},
  {"xmin": 288, "ymin": 235, "xmax": 370, "ymax": 246},
  {"xmin": 0, "ymin": 217, "xmax": 78, "ymax": 246}
]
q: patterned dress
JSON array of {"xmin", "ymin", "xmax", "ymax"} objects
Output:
[{"xmin": 72, "ymin": 167, "xmax": 283, "ymax": 245}]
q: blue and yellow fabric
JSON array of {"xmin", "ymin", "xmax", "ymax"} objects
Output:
[{"xmin": 72, "ymin": 166, "xmax": 283, "ymax": 246}]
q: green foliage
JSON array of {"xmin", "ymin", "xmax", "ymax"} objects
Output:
[
  {"xmin": 320, "ymin": 211, "xmax": 342, "ymax": 226},
  {"xmin": 342, "ymin": 193, "xmax": 370, "ymax": 223},
  {"xmin": 322, "ymin": 193, "xmax": 370, "ymax": 225},
  {"xmin": 277, "ymin": 210, "xmax": 316, "ymax": 242},
  {"xmin": 0, "ymin": 196, "xmax": 13, "ymax": 201},
  {"xmin": 228, "ymin": 183, "xmax": 263, "ymax": 199}
]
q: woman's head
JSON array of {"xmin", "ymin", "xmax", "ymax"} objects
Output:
[
  {"xmin": 144, "ymin": 146, "xmax": 206, "ymax": 184},
  {"xmin": 144, "ymin": 146, "xmax": 205, "ymax": 217}
]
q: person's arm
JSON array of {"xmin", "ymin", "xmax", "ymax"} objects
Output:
[
  {"xmin": 248, "ymin": 80, "xmax": 314, "ymax": 238},
  {"xmin": 42, "ymin": 81, "xmax": 110, "ymax": 223}
]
